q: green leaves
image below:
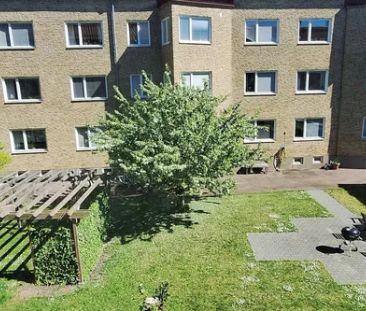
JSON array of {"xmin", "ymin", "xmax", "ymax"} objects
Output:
[
  {"xmin": 0, "ymin": 142, "xmax": 11, "ymax": 171},
  {"xmin": 96, "ymin": 70, "xmax": 263, "ymax": 200}
]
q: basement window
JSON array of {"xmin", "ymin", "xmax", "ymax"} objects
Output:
[
  {"xmin": 313, "ymin": 156, "xmax": 324, "ymax": 164},
  {"xmin": 293, "ymin": 157, "xmax": 304, "ymax": 165}
]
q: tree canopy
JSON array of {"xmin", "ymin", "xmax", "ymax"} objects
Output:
[{"xmin": 96, "ymin": 71, "xmax": 263, "ymax": 204}]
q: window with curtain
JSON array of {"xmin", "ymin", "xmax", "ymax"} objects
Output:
[
  {"xmin": 295, "ymin": 119, "xmax": 324, "ymax": 140},
  {"xmin": 179, "ymin": 16, "xmax": 211, "ymax": 43},
  {"xmin": 76, "ymin": 127, "xmax": 97, "ymax": 150},
  {"xmin": 71, "ymin": 76, "xmax": 107, "ymax": 100},
  {"xmin": 128, "ymin": 21, "xmax": 150, "ymax": 46},
  {"xmin": 66, "ymin": 22, "xmax": 102, "ymax": 47},
  {"xmin": 182, "ymin": 72, "xmax": 211, "ymax": 90},
  {"xmin": 11, "ymin": 129, "xmax": 47, "ymax": 153},
  {"xmin": 0, "ymin": 23, "xmax": 34, "ymax": 48},
  {"xmin": 245, "ymin": 20, "xmax": 278, "ymax": 44},
  {"xmin": 297, "ymin": 71, "xmax": 327, "ymax": 93},
  {"xmin": 299, "ymin": 19, "xmax": 331, "ymax": 43},
  {"xmin": 4, "ymin": 78, "xmax": 41, "ymax": 102},
  {"xmin": 245, "ymin": 120, "xmax": 276, "ymax": 142},
  {"xmin": 130, "ymin": 74, "xmax": 151, "ymax": 98},
  {"xmin": 245, "ymin": 72, "xmax": 276, "ymax": 95}
]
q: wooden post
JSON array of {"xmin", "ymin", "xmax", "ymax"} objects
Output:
[{"xmin": 71, "ymin": 220, "xmax": 83, "ymax": 283}]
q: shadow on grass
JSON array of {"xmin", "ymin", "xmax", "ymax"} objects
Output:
[
  {"xmin": 101, "ymin": 187, "xmax": 206, "ymax": 244},
  {"xmin": 339, "ymin": 184, "xmax": 366, "ymax": 208}
]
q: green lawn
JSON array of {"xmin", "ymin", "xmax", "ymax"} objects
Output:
[
  {"xmin": 2, "ymin": 191, "xmax": 366, "ymax": 310},
  {"xmin": 327, "ymin": 185, "xmax": 366, "ymax": 215}
]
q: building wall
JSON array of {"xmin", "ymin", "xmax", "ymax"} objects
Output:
[{"xmin": 336, "ymin": 4, "xmax": 366, "ymax": 168}]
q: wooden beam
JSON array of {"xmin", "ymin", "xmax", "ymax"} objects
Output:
[
  {"xmin": 71, "ymin": 221, "xmax": 83, "ymax": 283},
  {"xmin": 31, "ymin": 186, "xmax": 68, "ymax": 218}
]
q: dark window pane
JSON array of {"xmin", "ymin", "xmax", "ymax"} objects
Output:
[
  {"xmin": 363, "ymin": 119, "xmax": 366, "ymax": 138},
  {"xmin": 246, "ymin": 20, "xmax": 256, "ymax": 42},
  {"xmin": 18, "ymin": 78, "xmax": 40, "ymax": 100},
  {"xmin": 77, "ymin": 128, "xmax": 90, "ymax": 148},
  {"xmin": 73, "ymin": 78, "xmax": 84, "ymax": 98},
  {"xmin": 67, "ymin": 23, "xmax": 80, "ymax": 45},
  {"xmin": 299, "ymin": 20, "xmax": 309, "ymax": 41},
  {"xmin": 129, "ymin": 23, "xmax": 138, "ymax": 45},
  {"xmin": 26, "ymin": 130, "xmax": 47, "ymax": 150},
  {"xmin": 11, "ymin": 24, "xmax": 34, "ymax": 46},
  {"xmin": 295, "ymin": 120, "xmax": 304, "ymax": 137},
  {"xmin": 81, "ymin": 23, "xmax": 102, "ymax": 45},
  {"xmin": 138, "ymin": 22, "xmax": 150, "ymax": 45},
  {"xmin": 5, "ymin": 79, "xmax": 18, "ymax": 100},
  {"xmin": 311, "ymin": 19, "xmax": 329, "ymax": 41},
  {"xmin": 297, "ymin": 72, "xmax": 307, "ymax": 91},
  {"xmin": 257, "ymin": 120, "xmax": 274, "ymax": 139},
  {"xmin": 86, "ymin": 77, "xmax": 106, "ymax": 98},
  {"xmin": 12, "ymin": 131, "xmax": 25, "ymax": 150},
  {"xmin": 308, "ymin": 72, "xmax": 326, "ymax": 91},
  {"xmin": 0, "ymin": 24, "xmax": 10, "ymax": 47},
  {"xmin": 246, "ymin": 73, "xmax": 255, "ymax": 92}
]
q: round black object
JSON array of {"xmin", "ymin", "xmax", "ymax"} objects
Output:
[{"xmin": 341, "ymin": 226, "xmax": 361, "ymax": 241}]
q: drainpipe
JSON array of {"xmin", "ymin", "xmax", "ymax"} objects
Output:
[{"xmin": 111, "ymin": 0, "xmax": 119, "ymax": 86}]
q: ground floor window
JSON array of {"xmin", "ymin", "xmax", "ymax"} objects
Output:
[
  {"xmin": 130, "ymin": 74, "xmax": 151, "ymax": 98},
  {"xmin": 75, "ymin": 127, "xmax": 97, "ymax": 150},
  {"xmin": 245, "ymin": 72, "xmax": 276, "ymax": 95},
  {"xmin": 10, "ymin": 129, "xmax": 47, "ymax": 153},
  {"xmin": 181, "ymin": 72, "xmax": 211, "ymax": 91},
  {"xmin": 295, "ymin": 118, "xmax": 324, "ymax": 140},
  {"xmin": 245, "ymin": 120, "xmax": 275, "ymax": 143}
]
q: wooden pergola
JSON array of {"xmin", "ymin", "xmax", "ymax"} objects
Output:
[{"xmin": 0, "ymin": 168, "xmax": 105, "ymax": 221}]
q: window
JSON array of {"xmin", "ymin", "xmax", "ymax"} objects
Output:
[
  {"xmin": 0, "ymin": 23, "xmax": 34, "ymax": 48},
  {"xmin": 245, "ymin": 19, "xmax": 278, "ymax": 44},
  {"xmin": 313, "ymin": 156, "xmax": 324, "ymax": 164},
  {"xmin": 75, "ymin": 127, "xmax": 97, "ymax": 150},
  {"xmin": 182, "ymin": 72, "xmax": 211, "ymax": 90},
  {"xmin": 161, "ymin": 17, "xmax": 171, "ymax": 45},
  {"xmin": 66, "ymin": 22, "xmax": 102, "ymax": 47},
  {"xmin": 295, "ymin": 118, "xmax": 324, "ymax": 140},
  {"xmin": 10, "ymin": 129, "xmax": 47, "ymax": 153},
  {"xmin": 179, "ymin": 16, "xmax": 211, "ymax": 44},
  {"xmin": 71, "ymin": 76, "xmax": 107, "ymax": 101},
  {"xmin": 130, "ymin": 74, "xmax": 151, "ymax": 98},
  {"xmin": 293, "ymin": 157, "xmax": 304, "ymax": 165},
  {"xmin": 362, "ymin": 117, "xmax": 366, "ymax": 139},
  {"xmin": 245, "ymin": 72, "xmax": 276, "ymax": 95},
  {"xmin": 128, "ymin": 21, "xmax": 150, "ymax": 47},
  {"xmin": 297, "ymin": 71, "xmax": 328, "ymax": 94},
  {"xmin": 3, "ymin": 78, "xmax": 41, "ymax": 103},
  {"xmin": 245, "ymin": 120, "xmax": 275, "ymax": 143},
  {"xmin": 299, "ymin": 19, "xmax": 331, "ymax": 43}
]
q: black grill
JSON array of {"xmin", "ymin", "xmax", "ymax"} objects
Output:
[{"xmin": 341, "ymin": 226, "xmax": 361, "ymax": 241}]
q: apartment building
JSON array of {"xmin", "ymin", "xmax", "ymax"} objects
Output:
[{"xmin": 0, "ymin": 0, "xmax": 365, "ymax": 172}]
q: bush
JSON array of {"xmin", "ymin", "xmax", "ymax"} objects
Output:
[
  {"xmin": 0, "ymin": 143, "xmax": 11, "ymax": 171},
  {"xmin": 30, "ymin": 221, "xmax": 79, "ymax": 285}
]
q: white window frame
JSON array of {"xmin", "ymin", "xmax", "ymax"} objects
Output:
[
  {"xmin": 313, "ymin": 156, "xmax": 324, "ymax": 164},
  {"xmin": 127, "ymin": 21, "xmax": 151, "ymax": 47},
  {"xmin": 64, "ymin": 21, "xmax": 103, "ymax": 49},
  {"xmin": 2, "ymin": 77, "xmax": 41, "ymax": 103},
  {"xmin": 294, "ymin": 118, "xmax": 325, "ymax": 141},
  {"xmin": 75, "ymin": 127, "xmax": 97, "ymax": 151},
  {"xmin": 244, "ymin": 19, "xmax": 279, "ymax": 45},
  {"xmin": 293, "ymin": 157, "xmax": 304, "ymax": 165},
  {"xmin": 129, "ymin": 74, "xmax": 152, "ymax": 98},
  {"xmin": 298, "ymin": 18, "xmax": 332, "ymax": 45},
  {"xmin": 296, "ymin": 70, "xmax": 329, "ymax": 94},
  {"xmin": 181, "ymin": 72, "xmax": 212, "ymax": 91},
  {"xmin": 9, "ymin": 129, "xmax": 47, "ymax": 154},
  {"xmin": 161, "ymin": 17, "xmax": 171, "ymax": 46},
  {"xmin": 362, "ymin": 117, "xmax": 366, "ymax": 140},
  {"xmin": 0, "ymin": 22, "xmax": 35, "ymax": 49},
  {"xmin": 179, "ymin": 15, "xmax": 211, "ymax": 45},
  {"xmin": 244, "ymin": 71, "xmax": 277, "ymax": 96},
  {"xmin": 70, "ymin": 76, "xmax": 108, "ymax": 101},
  {"xmin": 244, "ymin": 119, "xmax": 276, "ymax": 143}
]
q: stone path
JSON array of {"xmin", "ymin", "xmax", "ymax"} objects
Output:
[{"xmin": 248, "ymin": 189, "xmax": 366, "ymax": 285}]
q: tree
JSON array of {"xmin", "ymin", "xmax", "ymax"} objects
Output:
[
  {"xmin": 0, "ymin": 142, "xmax": 11, "ymax": 171},
  {"xmin": 96, "ymin": 71, "xmax": 263, "ymax": 206}
]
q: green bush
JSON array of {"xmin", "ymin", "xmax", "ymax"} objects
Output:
[
  {"xmin": 0, "ymin": 143, "xmax": 11, "ymax": 171},
  {"xmin": 30, "ymin": 221, "xmax": 79, "ymax": 285},
  {"xmin": 78, "ymin": 191, "xmax": 109, "ymax": 282}
]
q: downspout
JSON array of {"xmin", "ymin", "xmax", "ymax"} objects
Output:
[{"xmin": 111, "ymin": 0, "xmax": 119, "ymax": 86}]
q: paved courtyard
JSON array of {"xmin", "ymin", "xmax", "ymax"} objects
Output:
[{"xmin": 248, "ymin": 189, "xmax": 366, "ymax": 285}]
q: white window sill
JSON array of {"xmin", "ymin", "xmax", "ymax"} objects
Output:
[
  {"xmin": 244, "ymin": 139, "xmax": 275, "ymax": 144},
  {"xmin": 12, "ymin": 150, "xmax": 47, "ymax": 155},
  {"xmin": 296, "ymin": 91, "xmax": 327, "ymax": 95},
  {"xmin": 298, "ymin": 41, "xmax": 330, "ymax": 45},
  {"xmin": 76, "ymin": 148, "xmax": 97, "ymax": 152},
  {"xmin": 5, "ymin": 99, "xmax": 42, "ymax": 104},
  {"xmin": 293, "ymin": 138, "xmax": 324, "ymax": 142},
  {"xmin": 128, "ymin": 44, "xmax": 151, "ymax": 48},
  {"xmin": 72, "ymin": 98, "xmax": 107, "ymax": 102},
  {"xmin": 179, "ymin": 40, "xmax": 211, "ymax": 45},
  {"xmin": 0, "ymin": 46, "xmax": 35, "ymax": 50},
  {"xmin": 245, "ymin": 42, "xmax": 278, "ymax": 46},
  {"xmin": 66, "ymin": 45, "xmax": 103, "ymax": 49},
  {"xmin": 162, "ymin": 41, "xmax": 171, "ymax": 46},
  {"xmin": 244, "ymin": 92, "xmax": 277, "ymax": 96}
]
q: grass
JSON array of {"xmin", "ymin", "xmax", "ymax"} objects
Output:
[
  {"xmin": 327, "ymin": 185, "xmax": 366, "ymax": 215},
  {"xmin": 2, "ymin": 190, "xmax": 366, "ymax": 310}
]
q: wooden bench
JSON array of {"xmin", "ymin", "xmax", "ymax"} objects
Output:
[{"xmin": 241, "ymin": 162, "xmax": 269, "ymax": 175}]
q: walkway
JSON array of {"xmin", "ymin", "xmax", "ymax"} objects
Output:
[
  {"xmin": 248, "ymin": 189, "xmax": 366, "ymax": 285},
  {"xmin": 235, "ymin": 169, "xmax": 366, "ymax": 193}
]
